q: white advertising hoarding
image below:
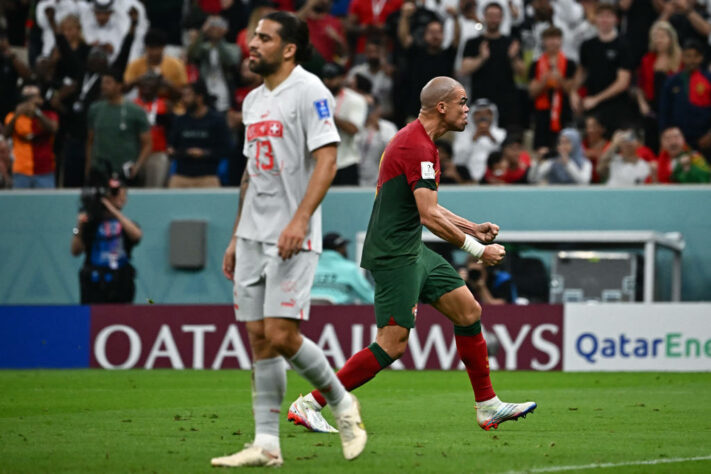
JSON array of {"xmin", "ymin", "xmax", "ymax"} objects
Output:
[{"xmin": 564, "ymin": 304, "xmax": 711, "ymax": 371}]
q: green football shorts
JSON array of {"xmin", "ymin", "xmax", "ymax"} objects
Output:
[{"xmin": 370, "ymin": 246, "xmax": 465, "ymax": 329}]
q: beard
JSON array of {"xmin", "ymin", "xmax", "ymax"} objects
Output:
[
  {"xmin": 367, "ymin": 58, "xmax": 380, "ymax": 69},
  {"xmin": 249, "ymin": 56, "xmax": 280, "ymax": 76}
]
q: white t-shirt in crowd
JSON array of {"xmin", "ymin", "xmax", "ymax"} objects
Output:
[
  {"xmin": 606, "ymin": 155, "xmax": 651, "ymax": 186},
  {"xmin": 238, "ymin": 65, "xmax": 341, "ymax": 253},
  {"xmin": 334, "ymin": 87, "xmax": 368, "ymax": 170},
  {"xmin": 356, "ymin": 118, "xmax": 398, "ymax": 187}
]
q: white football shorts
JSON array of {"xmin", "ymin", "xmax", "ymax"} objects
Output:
[{"xmin": 232, "ymin": 237, "xmax": 318, "ymax": 322}]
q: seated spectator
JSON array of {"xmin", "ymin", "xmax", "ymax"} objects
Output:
[
  {"xmin": 529, "ymin": 128, "xmax": 592, "ymax": 184},
  {"xmin": 347, "ymin": 37, "xmax": 394, "ymax": 118},
  {"xmin": 398, "ymin": 5, "xmax": 459, "ymax": 121},
  {"xmin": 582, "ymin": 114, "xmax": 610, "ymax": 183},
  {"xmin": 528, "ymin": 26, "xmax": 577, "ymax": 149},
  {"xmin": 321, "ymin": 62, "xmax": 368, "ymax": 185},
  {"xmin": 437, "ymin": 139, "xmax": 472, "ymax": 184},
  {"xmin": 297, "ymin": 0, "xmax": 348, "ymax": 63},
  {"xmin": 311, "ymin": 232, "xmax": 375, "ymax": 304},
  {"xmin": 124, "ymin": 28, "xmax": 188, "ymax": 98},
  {"xmin": 659, "ymin": 39, "xmax": 711, "ymax": 157},
  {"xmin": 453, "ymin": 98, "xmax": 505, "ymax": 182},
  {"xmin": 635, "ymin": 21, "xmax": 682, "ymax": 154},
  {"xmin": 571, "ymin": 3, "xmax": 633, "ymax": 132},
  {"xmin": 187, "ymin": 15, "xmax": 241, "ymax": 113},
  {"xmin": 133, "ymin": 73, "xmax": 172, "ymax": 187},
  {"xmin": 658, "ymin": 126, "xmax": 711, "ymax": 184},
  {"xmin": 597, "ymin": 129, "xmax": 655, "ymax": 186},
  {"xmin": 484, "ymin": 133, "xmax": 530, "ymax": 184},
  {"xmin": 0, "ymin": 136, "xmax": 10, "ymax": 188},
  {"xmin": 71, "ymin": 172, "xmax": 141, "ymax": 303},
  {"xmin": 86, "ymin": 70, "xmax": 152, "ymax": 181},
  {"xmin": 168, "ymin": 80, "xmax": 231, "ymax": 188},
  {"xmin": 356, "ymin": 98, "xmax": 398, "ymax": 187},
  {"xmin": 459, "ymin": 1, "xmax": 524, "ymax": 128},
  {"xmin": 483, "ymin": 151, "xmax": 507, "ymax": 185},
  {"xmin": 4, "ymin": 83, "xmax": 59, "ymax": 189}
]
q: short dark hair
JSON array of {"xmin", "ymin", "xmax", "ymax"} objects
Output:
[
  {"xmin": 189, "ymin": 79, "xmax": 210, "ymax": 99},
  {"xmin": 484, "ymin": 2, "xmax": 503, "ymax": 13},
  {"xmin": 263, "ymin": 11, "xmax": 312, "ymax": 64},
  {"xmin": 596, "ymin": 3, "xmax": 617, "ymax": 16},
  {"xmin": 541, "ymin": 26, "xmax": 563, "ymax": 39},
  {"xmin": 144, "ymin": 29, "xmax": 167, "ymax": 48},
  {"xmin": 103, "ymin": 68, "xmax": 124, "ymax": 83},
  {"xmin": 682, "ymin": 38, "xmax": 705, "ymax": 54}
]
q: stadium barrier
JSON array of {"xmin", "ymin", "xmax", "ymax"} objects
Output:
[{"xmin": 2, "ymin": 303, "xmax": 709, "ymax": 371}]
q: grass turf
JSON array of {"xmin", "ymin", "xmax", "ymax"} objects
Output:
[{"xmin": 0, "ymin": 370, "xmax": 710, "ymax": 473}]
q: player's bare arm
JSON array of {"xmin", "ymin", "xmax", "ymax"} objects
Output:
[
  {"xmin": 436, "ymin": 204, "xmax": 499, "ymax": 243},
  {"xmin": 414, "ymin": 187, "xmax": 504, "ymax": 266},
  {"xmin": 277, "ymin": 143, "xmax": 338, "ymax": 261},
  {"xmin": 222, "ymin": 167, "xmax": 249, "ymax": 280}
]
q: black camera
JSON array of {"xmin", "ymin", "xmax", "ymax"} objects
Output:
[{"xmin": 80, "ymin": 167, "xmax": 124, "ymax": 219}]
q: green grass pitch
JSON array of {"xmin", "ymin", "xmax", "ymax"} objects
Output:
[{"xmin": 1, "ymin": 370, "xmax": 710, "ymax": 473}]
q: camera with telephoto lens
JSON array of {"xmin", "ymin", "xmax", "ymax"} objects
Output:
[{"xmin": 80, "ymin": 167, "xmax": 124, "ymax": 220}]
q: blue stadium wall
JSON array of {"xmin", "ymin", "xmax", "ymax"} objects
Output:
[{"xmin": 0, "ymin": 186, "xmax": 710, "ymax": 304}]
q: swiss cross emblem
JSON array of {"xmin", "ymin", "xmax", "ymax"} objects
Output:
[{"xmin": 247, "ymin": 120, "xmax": 284, "ymax": 140}]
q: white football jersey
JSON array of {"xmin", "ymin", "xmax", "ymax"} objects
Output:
[{"xmin": 236, "ymin": 65, "xmax": 340, "ymax": 254}]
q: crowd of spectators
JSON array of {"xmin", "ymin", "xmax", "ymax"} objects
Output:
[{"xmin": 1, "ymin": 0, "xmax": 711, "ymax": 190}]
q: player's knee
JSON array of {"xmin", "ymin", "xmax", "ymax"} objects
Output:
[
  {"xmin": 378, "ymin": 339, "xmax": 408, "ymax": 360},
  {"xmin": 458, "ymin": 298, "xmax": 482, "ymax": 326},
  {"xmin": 264, "ymin": 328, "xmax": 299, "ymax": 356}
]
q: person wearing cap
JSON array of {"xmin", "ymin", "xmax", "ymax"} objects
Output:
[
  {"xmin": 85, "ymin": 69, "xmax": 152, "ymax": 180},
  {"xmin": 321, "ymin": 61, "xmax": 368, "ymax": 185},
  {"xmin": 71, "ymin": 171, "xmax": 141, "ymax": 303},
  {"xmin": 597, "ymin": 128, "xmax": 656, "ymax": 186},
  {"xmin": 311, "ymin": 232, "xmax": 375, "ymax": 304}
]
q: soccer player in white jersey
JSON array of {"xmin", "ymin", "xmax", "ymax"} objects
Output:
[{"xmin": 210, "ymin": 12, "xmax": 366, "ymax": 468}]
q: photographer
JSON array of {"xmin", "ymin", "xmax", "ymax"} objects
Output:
[
  {"xmin": 458, "ymin": 257, "xmax": 517, "ymax": 305},
  {"xmin": 71, "ymin": 172, "xmax": 141, "ymax": 303},
  {"xmin": 4, "ymin": 83, "xmax": 59, "ymax": 189}
]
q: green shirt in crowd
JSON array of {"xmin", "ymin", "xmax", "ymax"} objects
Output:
[{"xmin": 88, "ymin": 100, "xmax": 149, "ymax": 174}]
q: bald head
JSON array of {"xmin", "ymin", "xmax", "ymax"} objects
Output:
[{"xmin": 420, "ymin": 76, "xmax": 462, "ymax": 112}]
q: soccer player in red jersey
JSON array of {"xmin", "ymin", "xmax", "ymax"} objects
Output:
[{"xmin": 288, "ymin": 76, "xmax": 536, "ymax": 434}]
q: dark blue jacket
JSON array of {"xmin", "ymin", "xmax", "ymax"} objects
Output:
[{"xmin": 659, "ymin": 69, "xmax": 711, "ymax": 144}]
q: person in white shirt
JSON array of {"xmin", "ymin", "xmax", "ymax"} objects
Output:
[
  {"xmin": 80, "ymin": 0, "xmax": 130, "ymax": 64},
  {"xmin": 322, "ymin": 62, "xmax": 368, "ymax": 186},
  {"xmin": 452, "ymin": 98, "xmax": 506, "ymax": 181},
  {"xmin": 346, "ymin": 38, "xmax": 393, "ymax": 117},
  {"xmin": 443, "ymin": 0, "xmax": 484, "ymax": 89},
  {"xmin": 356, "ymin": 98, "xmax": 398, "ymax": 186},
  {"xmin": 36, "ymin": 0, "xmax": 90, "ymax": 58},
  {"xmin": 529, "ymin": 127, "xmax": 592, "ymax": 184},
  {"xmin": 215, "ymin": 11, "xmax": 366, "ymax": 469},
  {"xmin": 597, "ymin": 129, "xmax": 652, "ymax": 186}
]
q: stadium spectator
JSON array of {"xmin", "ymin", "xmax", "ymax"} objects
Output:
[
  {"xmin": 527, "ymin": 0, "xmax": 584, "ymax": 62},
  {"xmin": 322, "ymin": 62, "xmax": 368, "ymax": 185},
  {"xmin": 0, "ymin": 136, "xmax": 10, "ymax": 188},
  {"xmin": 297, "ymin": 0, "xmax": 348, "ymax": 62},
  {"xmin": 80, "ymin": 0, "xmax": 131, "ymax": 64},
  {"xmin": 582, "ymin": 114, "xmax": 610, "ymax": 183},
  {"xmin": 659, "ymin": 39, "xmax": 711, "ymax": 156},
  {"xmin": 133, "ymin": 73, "xmax": 171, "ymax": 187},
  {"xmin": 385, "ymin": 0, "xmax": 440, "ymax": 53},
  {"xmin": 529, "ymin": 127, "xmax": 592, "ymax": 184},
  {"xmin": 142, "ymin": 0, "xmax": 185, "ymax": 46},
  {"xmin": 35, "ymin": 0, "xmax": 88, "ymax": 59},
  {"xmin": 476, "ymin": 0, "xmax": 524, "ymax": 37},
  {"xmin": 86, "ymin": 70, "xmax": 152, "ymax": 181},
  {"xmin": 167, "ymin": 80, "xmax": 231, "ymax": 188},
  {"xmin": 635, "ymin": 21, "xmax": 682, "ymax": 154},
  {"xmin": 483, "ymin": 151, "xmax": 507, "ymax": 185},
  {"xmin": 345, "ymin": 0, "xmax": 403, "ymax": 55},
  {"xmin": 460, "ymin": 2, "xmax": 524, "ymax": 128},
  {"xmin": 442, "ymin": 0, "xmax": 482, "ymax": 80},
  {"xmin": 528, "ymin": 26, "xmax": 577, "ymax": 149},
  {"xmin": 658, "ymin": 126, "xmax": 711, "ymax": 183},
  {"xmin": 4, "ymin": 83, "xmax": 59, "ymax": 189},
  {"xmin": 187, "ymin": 15, "xmax": 241, "ymax": 113},
  {"xmin": 484, "ymin": 133, "xmax": 530, "ymax": 184},
  {"xmin": 71, "ymin": 171, "xmax": 141, "ymax": 303},
  {"xmin": 618, "ymin": 0, "xmax": 659, "ymax": 68},
  {"xmin": 311, "ymin": 232, "xmax": 375, "ymax": 304},
  {"xmin": 572, "ymin": 4, "xmax": 633, "ymax": 131},
  {"xmin": 356, "ymin": 99, "xmax": 398, "ymax": 187},
  {"xmin": 597, "ymin": 129, "xmax": 655, "ymax": 186},
  {"xmin": 0, "ymin": 27, "xmax": 31, "ymax": 124},
  {"xmin": 124, "ymin": 28, "xmax": 187, "ymax": 98},
  {"xmin": 453, "ymin": 98, "xmax": 506, "ymax": 182},
  {"xmin": 459, "ymin": 256, "xmax": 517, "ymax": 304},
  {"xmin": 437, "ymin": 139, "xmax": 473, "ymax": 184},
  {"xmin": 398, "ymin": 5, "xmax": 459, "ymax": 122},
  {"xmin": 236, "ymin": 2, "xmax": 278, "ymax": 60},
  {"xmin": 347, "ymin": 37, "xmax": 394, "ymax": 118},
  {"xmin": 658, "ymin": 0, "xmax": 710, "ymax": 59}
]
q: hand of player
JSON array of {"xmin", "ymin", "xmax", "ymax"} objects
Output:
[
  {"xmin": 480, "ymin": 244, "xmax": 505, "ymax": 266},
  {"xmin": 222, "ymin": 237, "xmax": 237, "ymax": 280},
  {"xmin": 278, "ymin": 216, "xmax": 308, "ymax": 260},
  {"xmin": 473, "ymin": 222, "xmax": 499, "ymax": 243}
]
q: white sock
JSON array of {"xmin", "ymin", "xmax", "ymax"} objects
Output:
[
  {"xmin": 289, "ymin": 337, "xmax": 346, "ymax": 407},
  {"xmin": 304, "ymin": 392, "xmax": 323, "ymax": 410},
  {"xmin": 477, "ymin": 395, "xmax": 501, "ymax": 408},
  {"xmin": 252, "ymin": 357, "xmax": 285, "ymax": 453},
  {"xmin": 330, "ymin": 391, "xmax": 354, "ymax": 418},
  {"xmin": 253, "ymin": 433, "xmax": 280, "ymax": 454}
]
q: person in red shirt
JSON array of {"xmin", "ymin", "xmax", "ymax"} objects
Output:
[
  {"xmin": 582, "ymin": 114, "xmax": 610, "ymax": 183},
  {"xmin": 133, "ymin": 73, "xmax": 172, "ymax": 187},
  {"xmin": 297, "ymin": 0, "xmax": 348, "ymax": 62},
  {"xmin": 4, "ymin": 83, "xmax": 59, "ymax": 188},
  {"xmin": 346, "ymin": 0, "xmax": 404, "ymax": 54}
]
